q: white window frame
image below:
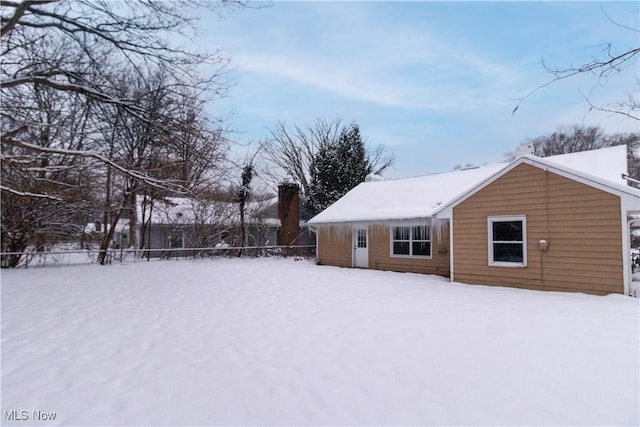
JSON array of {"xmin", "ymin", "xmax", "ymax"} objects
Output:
[
  {"xmin": 389, "ymin": 225, "xmax": 432, "ymax": 259},
  {"xmin": 488, "ymin": 215, "xmax": 527, "ymax": 267}
]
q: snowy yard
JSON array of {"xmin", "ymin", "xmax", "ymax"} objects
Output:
[{"xmin": 1, "ymin": 258, "xmax": 638, "ymax": 426}]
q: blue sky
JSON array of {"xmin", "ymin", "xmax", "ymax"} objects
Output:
[{"xmin": 200, "ymin": 1, "xmax": 639, "ymax": 178}]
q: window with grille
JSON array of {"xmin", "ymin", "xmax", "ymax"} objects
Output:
[{"xmin": 390, "ymin": 225, "xmax": 431, "ymax": 257}]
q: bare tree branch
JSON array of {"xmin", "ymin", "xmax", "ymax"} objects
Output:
[
  {"xmin": 580, "ymin": 87, "xmax": 640, "ymax": 121},
  {"xmin": 0, "ymin": 0, "xmax": 56, "ymax": 36},
  {"xmin": 513, "ymin": 6, "xmax": 639, "ymax": 120},
  {"xmin": 3, "ymin": 136, "xmax": 191, "ymax": 194},
  {"xmin": 600, "ymin": 4, "xmax": 639, "ymax": 34},
  {"xmin": 0, "ymin": 185, "xmax": 63, "ymax": 200}
]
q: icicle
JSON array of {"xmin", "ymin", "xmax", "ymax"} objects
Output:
[
  {"xmin": 432, "ymin": 218, "xmax": 449, "ymax": 244},
  {"xmin": 328, "ymin": 225, "xmax": 352, "ymax": 244},
  {"xmin": 370, "ymin": 223, "xmax": 387, "ymax": 235},
  {"xmin": 319, "ymin": 218, "xmax": 449, "ymax": 248}
]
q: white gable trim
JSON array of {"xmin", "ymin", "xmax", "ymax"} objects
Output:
[{"xmin": 433, "ymin": 155, "xmax": 640, "ymax": 220}]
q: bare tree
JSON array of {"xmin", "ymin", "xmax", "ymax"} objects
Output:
[
  {"xmin": 259, "ymin": 117, "xmax": 394, "ymax": 197},
  {"xmin": 505, "ymin": 125, "xmax": 639, "ymax": 185},
  {"xmin": 1, "ymin": 0, "xmax": 239, "ymax": 266},
  {"xmin": 161, "ymin": 84, "xmax": 230, "ymax": 192},
  {"xmin": 88, "ymin": 66, "xmax": 230, "ymax": 264},
  {"xmin": 1, "ymin": 64, "xmax": 100, "ymax": 266},
  {"xmin": 183, "ymin": 198, "xmax": 236, "ymax": 250},
  {"xmin": 1, "ymin": 0, "xmax": 234, "ymax": 99},
  {"xmin": 530, "ymin": 125, "xmax": 605, "ymax": 157},
  {"xmin": 260, "ymin": 118, "xmax": 342, "ymax": 197},
  {"xmin": 1, "ymin": 0, "xmax": 235, "ymax": 192}
]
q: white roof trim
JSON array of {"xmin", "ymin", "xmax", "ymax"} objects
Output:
[
  {"xmin": 433, "ymin": 155, "xmax": 640, "ymax": 219},
  {"xmin": 308, "ymin": 217, "xmax": 433, "ymax": 227}
]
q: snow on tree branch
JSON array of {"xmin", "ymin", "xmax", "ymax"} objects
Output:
[
  {"xmin": 0, "ymin": 184, "xmax": 63, "ymax": 200},
  {"xmin": 3, "ymin": 136, "xmax": 191, "ymax": 194}
]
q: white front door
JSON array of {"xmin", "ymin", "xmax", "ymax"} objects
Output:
[{"xmin": 353, "ymin": 228, "xmax": 369, "ymax": 268}]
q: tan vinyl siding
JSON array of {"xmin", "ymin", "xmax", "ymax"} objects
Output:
[
  {"xmin": 453, "ymin": 163, "xmax": 623, "ymax": 295},
  {"xmin": 367, "ymin": 224, "xmax": 450, "ymax": 276},
  {"xmin": 316, "ymin": 223, "xmax": 451, "ymax": 275},
  {"xmin": 316, "ymin": 226, "xmax": 353, "ymax": 268}
]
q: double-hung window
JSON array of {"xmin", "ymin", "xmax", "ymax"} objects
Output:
[
  {"xmin": 488, "ymin": 216, "xmax": 526, "ymax": 266},
  {"xmin": 391, "ymin": 225, "xmax": 431, "ymax": 257}
]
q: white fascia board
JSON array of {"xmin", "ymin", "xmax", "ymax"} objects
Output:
[
  {"xmin": 308, "ymin": 221, "xmax": 370, "ymax": 229},
  {"xmin": 621, "ymin": 194, "xmax": 640, "ymax": 214},
  {"xmin": 436, "ymin": 205, "xmax": 454, "ymax": 220},
  {"xmin": 309, "ymin": 217, "xmax": 432, "ymax": 228}
]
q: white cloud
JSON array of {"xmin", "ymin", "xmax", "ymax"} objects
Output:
[
  {"xmin": 219, "ymin": 1, "xmax": 528, "ymax": 114},
  {"xmin": 234, "ymin": 52, "xmax": 416, "ymax": 109},
  {"xmin": 232, "ymin": 44, "xmax": 523, "ymax": 114}
]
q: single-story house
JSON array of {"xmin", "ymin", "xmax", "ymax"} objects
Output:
[
  {"xmin": 83, "ymin": 219, "xmax": 130, "ymax": 248},
  {"xmin": 308, "ymin": 145, "xmax": 640, "ymax": 295},
  {"xmin": 134, "ymin": 182, "xmax": 315, "ymax": 256}
]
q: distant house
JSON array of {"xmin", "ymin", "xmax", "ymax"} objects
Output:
[
  {"xmin": 308, "ymin": 146, "xmax": 640, "ymax": 295},
  {"xmin": 83, "ymin": 219, "xmax": 130, "ymax": 249},
  {"xmin": 135, "ymin": 182, "xmax": 315, "ymax": 256}
]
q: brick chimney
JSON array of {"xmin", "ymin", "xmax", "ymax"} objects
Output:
[{"xmin": 278, "ymin": 182, "xmax": 300, "ymax": 246}]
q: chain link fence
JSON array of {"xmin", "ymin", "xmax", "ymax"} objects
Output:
[{"xmin": 1, "ymin": 245, "xmax": 316, "ymax": 268}]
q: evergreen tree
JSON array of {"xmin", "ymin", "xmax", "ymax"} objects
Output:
[
  {"xmin": 237, "ymin": 163, "xmax": 254, "ymax": 255},
  {"xmin": 308, "ymin": 122, "xmax": 370, "ymax": 214}
]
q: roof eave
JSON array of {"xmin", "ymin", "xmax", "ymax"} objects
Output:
[{"xmin": 308, "ymin": 216, "xmax": 436, "ymax": 227}]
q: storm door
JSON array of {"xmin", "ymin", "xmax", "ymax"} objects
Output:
[{"xmin": 353, "ymin": 228, "xmax": 369, "ymax": 268}]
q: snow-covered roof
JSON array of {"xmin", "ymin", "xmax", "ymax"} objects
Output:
[
  {"xmin": 527, "ymin": 147, "xmax": 635, "ymax": 196},
  {"xmin": 137, "ymin": 196, "xmax": 280, "ymax": 227},
  {"xmin": 309, "ymin": 164, "xmax": 506, "ymax": 225},
  {"xmin": 434, "ymin": 148, "xmax": 639, "ymax": 219},
  {"xmin": 539, "ymin": 145, "xmax": 628, "ymax": 184},
  {"xmin": 309, "ymin": 145, "xmax": 633, "ymax": 225},
  {"xmin": 84, "ymin": 219, "xmax": 129, "ymax": 234}
]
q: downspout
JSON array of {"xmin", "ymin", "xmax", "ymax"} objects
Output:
[
  {"xmin": 308, "ymin": 225, "xmax": 319, "ymax": 261},
  {"xmin": 617, "ymin": 175, "xmax": 637, "ymax": 295},
  {"xmin": 623, "ymin": 214, "xmax": 632, "ymax": 296},
  {"xmin": 449, "ymin": 212, "xmax": 454, "ymax": 282},
  {"xmin": 621, "ymin": 199, "xmax": 632, "ymax": 296},
  {"xmin": 622, "ymin": 173, "xmax": 640, "ymax": 186}
]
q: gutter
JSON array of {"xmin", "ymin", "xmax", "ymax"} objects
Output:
[
  {"xmin": 622, "ymin": 173, "xmax": 640, "ymax": 186},
  {"xmin": 308, "ymin": 217, "xmax": 434, "ymax": 228}
]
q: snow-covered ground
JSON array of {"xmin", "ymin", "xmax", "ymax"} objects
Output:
[{"xmin": 2, "ymin": 258, "xmax": 638, "ymax": 426}]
